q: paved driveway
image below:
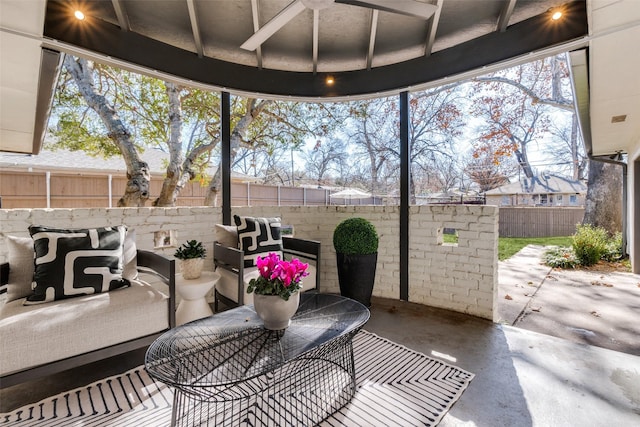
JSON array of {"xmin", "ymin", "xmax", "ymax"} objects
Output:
[{"xmin": 497, "ymin": 245, "xmax": 640, "ymax": 355}]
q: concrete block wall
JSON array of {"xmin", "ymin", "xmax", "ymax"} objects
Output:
[
  {"xmin": 408, "ymin": 205, "xmax": 499, "ymax": 319},
  {"xmin": 0, "ymin": 207, "xmax": 222, "ymax": 270},
  {"xmin": 0, "ymin": 205, "xmax": 498, "ymax": 319}
]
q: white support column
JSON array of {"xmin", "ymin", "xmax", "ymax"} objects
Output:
[
  {"xmin": 108, "ymin": 174, "xmax": 113, "ymax": 208},
  {"xmin": 46, "ymin": 171, "xmax": 51, "ymax": 208}
]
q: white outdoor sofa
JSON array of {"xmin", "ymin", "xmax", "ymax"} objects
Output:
[{"xmin": 0, "ymin": 250, "xmax": 175, "ymax": 388}]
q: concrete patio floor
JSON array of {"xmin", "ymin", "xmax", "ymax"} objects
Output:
[
  {"xmin": 497, "ymin": 245, "xmax": 640, "ymax": 355},
  {"xmin": 2, "ymin": 295, "xmax": 639, "ymax": 425},
  {"xmin": 368, "ymin": 298, "xmax": 640, "ymax": 427}
]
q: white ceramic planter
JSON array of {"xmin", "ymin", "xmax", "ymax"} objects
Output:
[{"xmin": 253, "ymin": 292, "xmax": 300, "ymax": 330}]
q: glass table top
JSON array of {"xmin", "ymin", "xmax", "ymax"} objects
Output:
[{"xmin": 145, "ymin": 293, "xmax": 370, "ymax": 388}]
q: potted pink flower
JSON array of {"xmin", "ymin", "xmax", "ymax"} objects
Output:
[{"xmin": 247, "ymin": 253, "xmax": 309, "ymax": 330}]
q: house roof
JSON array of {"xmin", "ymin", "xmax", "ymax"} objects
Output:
[
  {"xmin": 0, "ymin": 148, "xmax": 252, "ymax": 181},
  {"xmin": 484, "ymin": 174, "xmax": 586, "ymax": 195}
]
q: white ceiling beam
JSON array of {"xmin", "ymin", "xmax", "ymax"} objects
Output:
[
  {"xmin": 496, "ymin": 0, "xmax": 517, "ymax": 32},
  {"xmin": 424, "ymin": 0, "xmax": 443, "ymax": 57},
  {"xmin": 313, "ymin": 9, "xmax": 319, "ymax": 74},
  {"xmin": 186, "ymin": 0, "xmax": 204, "ymax": 58},
  {"xmin": 366, "ymin": 9, "xmax": 378, "ymax": 70},
  {"xmin": 250, "ymin": 0, "xmax": 263, "ymax": 69},
  {"xmin": 111, "ymin": 0, "xmax": 130, "ymax": 31}
]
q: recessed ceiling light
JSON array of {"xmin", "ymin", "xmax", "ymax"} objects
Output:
[
  {"xmin": 325, "ymin": 76, "xmax": 335, "ymax": 86},
  {"xmin": 74, "ymin": 10, "xmax": 85, "ymax": 20},
  {"xmin": 611, "ymin": 115, "xmax": 627, "ymax": 123},
  {"xmin": 551, "ymin": 11, "xmax": 562, "ymax": 20}
]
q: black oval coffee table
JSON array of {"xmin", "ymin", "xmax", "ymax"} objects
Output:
[{"xmin": 145, "ymin": 293, "xmax": 370, "ymax": 426}]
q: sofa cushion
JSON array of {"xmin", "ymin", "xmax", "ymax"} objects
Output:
[
  {"xmin": 5, "ymin": 236, "xmax": 34, "ymax": 303},
  {"xmin": 0, "ymin": 279, "xmax": 170, "ymax": 376},
  {"xmin": 25, "ymin": 225, "xmax": 129, "ymax": 305},
  {"xmin": 234, "ymin": 216, "xmax": 283, "ymax": 268}
]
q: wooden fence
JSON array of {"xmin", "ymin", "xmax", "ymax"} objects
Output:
[
  {"xmin": 0, "ymin": 170, "xmax": 379, "ymax": 208},
  {"xmin": 0, "ymin": 171, "xmax": 584, "ymax": 238},
  {"xmin": 498, "ymin": 207, "xmax": 585, "ymax": 237}
]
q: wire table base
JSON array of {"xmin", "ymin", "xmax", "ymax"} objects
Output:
[{"xmin": 145, "ymin": 294, "xmax": 369, "ymax": 427}]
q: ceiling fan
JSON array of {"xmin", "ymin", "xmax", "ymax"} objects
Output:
[{"xmin": 240, "ymin": 0, "xmax": 438, "ymax": 51}]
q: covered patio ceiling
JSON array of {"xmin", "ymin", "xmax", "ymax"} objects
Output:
[
  {"xmin": 0, "ymin": 0, "xmax": 638, "ymax": 159},
  {"xmin": 40, "ymin": 0, "xmax": 587, "ymax": 99}
]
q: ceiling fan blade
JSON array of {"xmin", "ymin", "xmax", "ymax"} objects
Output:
[
  {"xmin": 337, "ymin": 0, "xmax": 438, "ymax": 20},
  {"xmin": 241, "ymin": 0, "xmax": 307, "ymax": 51}
]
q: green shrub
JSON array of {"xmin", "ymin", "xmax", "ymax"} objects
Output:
[
  {"xmin": 572, "ymin": 224, "xmax": 608, "ymax": 266},
  {"xmin": 602, "ymin": 232, "xmax": 623, "ymax": 262},
  {"xmin": 544, "ymin": 247, "xmax": 579, "ymax": 269},
  {"xmin": 333, "ymin": 217, "xmax": 379, "ymax": 255}
]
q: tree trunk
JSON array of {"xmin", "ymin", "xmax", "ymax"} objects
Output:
[
  {"xmin": 64, "ymin": 56, "xmax": 150, "ymax": 207},
  {"xmin": 570, "ymin": 114, "xmax": 579, "ymax": 180},
  {"xmin": 361, "ymin": 122, "xmax": 380, "ymax": 195},
  {"xmin": 569, "ymin": 114, "xmax": 587, "ymax": 181},
  {"xmin": 514, "ymin": 142, "xmax": 534, "ymax": 179},
  {"xmin": 583, "ymin": 160, "xmax": 623, "ymax": 234},
  {"xmin": 154, "ymin": 82, "xmax": 185, "ymax": 207},
  {"xmin": 409, "ymin": 165, "xmax": 417, "ymax": 205}
]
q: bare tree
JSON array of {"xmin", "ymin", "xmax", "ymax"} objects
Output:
[
  {"xmin": 547, "ymin": 114, "xmax": 587, "ymax": 180},
  {"xmin": 471, "ymin": 54, "xmax": 619, "ymax": 228},
  {"xmin": 464, "ymin": 146, "xmax": 517, "ymax": 192},
  {"xmin": 347, "ymin": 99, "xmax": 396, "ymax": 195},
  {"xmin": 303, "ymin": 138, "xmax": 346, "ymax": 186}
]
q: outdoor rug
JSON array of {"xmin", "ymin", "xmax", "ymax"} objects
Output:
[{"xmin": 1, "ymin": 331, "xmax": 474, "ymax": 426}]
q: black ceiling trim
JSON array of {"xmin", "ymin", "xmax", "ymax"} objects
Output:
[{"xmin": 44, "ymin": 0, "xmax": 588, "ymax": 99}]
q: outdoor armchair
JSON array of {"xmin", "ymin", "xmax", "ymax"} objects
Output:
[{"xmin": 213, "ymin": 236, "xmax": 320, "ymax": 311}]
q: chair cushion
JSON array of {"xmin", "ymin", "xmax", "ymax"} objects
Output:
[
  {"xmin": 25, "ymin": 225, "xmax": 130, "ymax": 305},
  {"xmin": 4, "ymin": 235, "xmax": 34, "ymax": 303},
  {"xmin": 234, "ymin": 216, "xmax": 283, "ymax": 267},
  {"xmin": 216, "ymin": 264, "xmax": 317, "ymax": 306}
]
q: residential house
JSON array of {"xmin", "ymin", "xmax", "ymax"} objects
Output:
[{"xmin": 485, "ymin": 173, "xmax": 587, "ymax": 207}]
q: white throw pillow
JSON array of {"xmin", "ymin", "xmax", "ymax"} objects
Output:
[
  {"xmin": 5, "ymin": 235, "xmax": 35, "ymax": 303},
  {"xmin": 123, "ymin": 228, "xmax": 138, "ymax": 281},
  {"xmin": 215, "ymin": 224, "xmax": 238, "ymax": 249}
]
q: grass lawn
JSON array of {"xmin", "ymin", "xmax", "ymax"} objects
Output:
[{"xmin": 498, "ymin": 236, "xmax": 572, "ymax": 261}]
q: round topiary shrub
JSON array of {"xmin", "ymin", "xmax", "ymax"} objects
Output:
[{"xmin": 333, "ymin": 217, "xmax": 379, "ymax": 255}]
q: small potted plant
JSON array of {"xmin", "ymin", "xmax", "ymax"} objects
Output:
[
  {"xmin": 247, "ymin": 252, "xmax": 309, "ymax": 330},
  {"xmin": 333, "ymin": 217, "xmax": 379, "ymax": 307},
  {"xmin": 174, "ymin": 240, "xmax": 207, "ymax": 279}
]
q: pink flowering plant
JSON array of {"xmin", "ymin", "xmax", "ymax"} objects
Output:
[{"xmin": 247, "ymin": 252, "xmax": 309, "ymax": 301}]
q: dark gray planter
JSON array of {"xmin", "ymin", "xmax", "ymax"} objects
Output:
[{"xmin": 336, "ymin": 252, "xmax": 377, "ymax": 307}]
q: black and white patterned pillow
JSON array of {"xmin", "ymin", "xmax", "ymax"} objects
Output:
[
  {"xmin": 25, "ymin": 225, "xmax": 130, "ymax": 305},
  {"xmin": 234, "ymin": 216, "xmax": 283, "ymax": 267}
]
